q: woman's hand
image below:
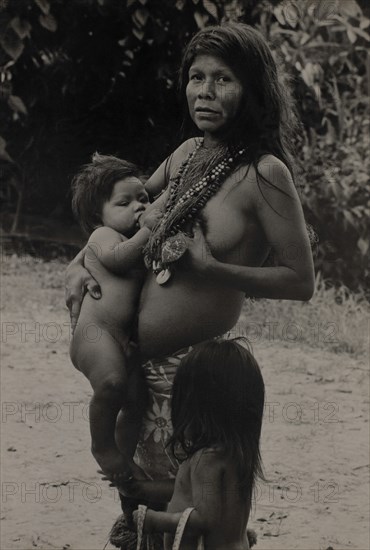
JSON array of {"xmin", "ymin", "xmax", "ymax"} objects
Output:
[
  {"xmin": 65, "ymin": 249, "xmax": 101, "ymax": 332},
  {"xmin": 183, "ymin": 222, "xmax": 215, "ymax": 275}
]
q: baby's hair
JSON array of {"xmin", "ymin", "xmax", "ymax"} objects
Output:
[
  {"xmin": 71, "ymin": 153, "xmax": 141, "ymax": 235},
  {"xmin": 169, "ymin": 338, "xmax": 265, "ymax": 498}
]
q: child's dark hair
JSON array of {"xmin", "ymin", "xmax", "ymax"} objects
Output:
[
  {"xmin": 71, "ymin": 153, "xmax": 141, "ymax": 235},
  {"xmin": 169, "ymin": 338, "xmax": 265, "ymax": 498}
]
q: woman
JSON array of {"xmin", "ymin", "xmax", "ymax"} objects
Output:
[{"xmin": 66, "ymin": 21, "xmax": 314, "ymax": 540}]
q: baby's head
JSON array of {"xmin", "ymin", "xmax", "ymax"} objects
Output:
[{"xmin": 72, "ymin": 153, "xmax": 149, "ymax": 236}]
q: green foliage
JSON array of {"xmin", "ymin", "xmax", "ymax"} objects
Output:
[
  {"xmin": 0, "ymin": 0, "xmax": 369, "ymax": 290},
  {"xmin": 257, "ymin": 0, "xmax": 370, "ymax": 290}
]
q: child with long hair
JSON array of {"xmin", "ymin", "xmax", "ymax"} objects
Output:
[{"xmin": 132, "ymin": 339, "xmax": 265, "ymax": 549}]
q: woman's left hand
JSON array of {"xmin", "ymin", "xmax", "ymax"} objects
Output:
[{"xmin": 184, "ymin": 222, "xmax": 214, "ymax": 274}]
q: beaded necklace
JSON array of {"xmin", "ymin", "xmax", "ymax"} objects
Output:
[{"xmin": 144, "ymin": 138, "xmax": 246, "ymax": 284}]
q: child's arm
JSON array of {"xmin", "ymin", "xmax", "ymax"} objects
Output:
[
  {"xmin": 136, "ymin": 450, "xmax": 224, "ymax": 536},
  {"xmin": 87, "ymin": 215, "xmax": 159, "ymax": 275},
  {"xmin": 121, "ymin": 478, "xmax": 175, "ymax": 503}
]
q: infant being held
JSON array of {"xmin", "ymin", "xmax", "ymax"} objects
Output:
[{"xmin": 70, "ymin": 153, "xmax": 161, "ymax": 480}]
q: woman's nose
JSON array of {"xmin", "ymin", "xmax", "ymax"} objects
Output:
[{"xmin": 198, "ymin": 79, "xmax": 216, "ymax": 99}]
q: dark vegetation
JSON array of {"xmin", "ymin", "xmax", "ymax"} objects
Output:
[{"xmin": 0, "ymin": 0, "xmax": 369, "ymax": 290}]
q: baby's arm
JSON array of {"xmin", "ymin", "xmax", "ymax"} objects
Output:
[
  {"xmin": 136, "ymin": 450, "xmax": 224, "ymax": 535},
  {"xmin": 88, "ymin": 203, "xmax": 162, "ymax": 275},
  {"xmin": 87, "ymin": 226, "xmax": 150, "ymax": 275}
]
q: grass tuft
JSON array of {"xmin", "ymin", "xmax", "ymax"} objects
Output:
[{"xmin": 238, "ymin": 272, "xmax": 369, "ymax": 357}]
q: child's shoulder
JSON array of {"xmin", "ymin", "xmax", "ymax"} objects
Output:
[
  {"xmin": 88, "ymin": 226, "xmax": 125, "ymax": 245},
  {"xmin": 189, "ymin": 446, "xmax": 227, "ymax": 472}
]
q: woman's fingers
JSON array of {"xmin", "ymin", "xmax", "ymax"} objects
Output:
[
  {"xmin": 86, "ymin": 280, "xmax": 101, "ymax": 299},
  {"xmin": 65, "ymin": 268, "xmax": 100, "ymax": 331},
  {"xmin": 70, "ymin": 300, "xmax": 81, "ymax": 334}
]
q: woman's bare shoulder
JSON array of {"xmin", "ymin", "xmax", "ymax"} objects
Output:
[
  {"xmin": 256, "ymin": 154, "xmax": 294, "ymax": 191},
  {"xmin": 145, "ymin": 138, "xmax": 199, "ymax": 196},
  {"xmin": 172, "ymin": 137, "xmax": 199, "ymax": 162},
  {"xmin": 243, "ymin": 153, "xmax": 297, "ymax": 208}
]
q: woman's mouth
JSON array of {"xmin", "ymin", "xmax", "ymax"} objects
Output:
[{"xmin": 195, "ymin": 107, "xmax": 219, "ymax": 114}]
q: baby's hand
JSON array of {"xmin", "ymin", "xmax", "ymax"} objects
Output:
[{"xmin": 140, "ymin": 208, "xmax": 162, "ymax": 230}]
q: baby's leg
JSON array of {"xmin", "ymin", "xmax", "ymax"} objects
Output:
[
  {"xmin": 115, "ymin": 347, "xmax": 148, "ymax": 479},
  {"xmin": 74, "ymin": 330, "xmax": 131, "ymax": 477}
]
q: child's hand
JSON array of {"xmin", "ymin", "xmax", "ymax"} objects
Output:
[
  {"xmin": 140, "ymin": 208, "xmax": 162, "ymax": 230},
  {"xmin": 133, "ymin": 508, "xmax": 155, "ymax": 534}
]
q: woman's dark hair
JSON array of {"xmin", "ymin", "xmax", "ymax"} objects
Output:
[
  {"xmin": 71, "ymin": 153, "xmax": 141, "ymax": 235},
  {"xmin": 177, "ymin": 22, "xmax": 299, "ymax": 202},
  {"xmin": 169, "ymin": 338, "xmax": 265, "ymax": 498}
]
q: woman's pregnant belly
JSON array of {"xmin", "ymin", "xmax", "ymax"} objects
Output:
[{"xmin": 138, "ymin": 271, "xmax": 245, "ymax": 359}]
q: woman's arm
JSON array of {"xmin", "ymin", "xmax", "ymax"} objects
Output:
[
  {"xmin": 145, "ymin": 138, "xmax": 198, "ymax": 198},
  {"xmin": 187, "ymin": 157, "xmax": 315, "ymax": 301}
]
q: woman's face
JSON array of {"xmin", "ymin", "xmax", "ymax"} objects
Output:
[{"xmin": 186, "ymin": 54, "xmax": 243, "ymax": 144}]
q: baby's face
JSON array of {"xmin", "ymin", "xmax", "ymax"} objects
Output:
[{"xmin": 101, "ymin": 177, "xmax": 149, "ymax": 236}]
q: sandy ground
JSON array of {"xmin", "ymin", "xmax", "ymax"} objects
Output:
[{"xmin": 1, "ymin": 256, "xmax": 369, "ymax": 550}]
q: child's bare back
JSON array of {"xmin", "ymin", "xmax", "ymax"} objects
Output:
[{"xmin": 165, "ymin": 447, "xmax": 250, "ymax": 550}]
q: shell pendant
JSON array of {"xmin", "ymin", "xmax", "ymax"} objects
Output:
[{"xmin": 156, "ymin": 268, "xmax": 172, "ymax": 285}]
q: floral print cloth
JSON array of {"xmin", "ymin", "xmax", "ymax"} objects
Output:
[{"xmin": 135, "ymin": 346, "xmax": 193, "ymax": 479}]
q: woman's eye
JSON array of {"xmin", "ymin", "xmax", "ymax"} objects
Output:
[
  {"xmin": 119, "ymin": 202, "xmax": 129, "ymax": 206},
  {"xmin": 190, "ymin": 74, "xmax": 202, "ymax": 81},
  {"xmin": 217, "ymin": 76, "xmax": 230, "ymax": 83}
]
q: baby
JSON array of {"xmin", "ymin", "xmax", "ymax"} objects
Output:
[{"xmin": 69, "ymin": 153, "xmax": 161, "ymax": 479}]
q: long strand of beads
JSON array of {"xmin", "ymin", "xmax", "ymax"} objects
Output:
[{"xmin": 144, "ymin": 143, "xmax": 246, "ymax": 280}]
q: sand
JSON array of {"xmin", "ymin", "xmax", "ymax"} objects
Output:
[{"xmin": 1, "ymin": 256, "xmax": 369, "ymax": 550}]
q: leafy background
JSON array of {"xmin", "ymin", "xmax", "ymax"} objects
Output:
[{"xmin": 1, "ymin": 0, "xmax": 369, "ymax": 291}]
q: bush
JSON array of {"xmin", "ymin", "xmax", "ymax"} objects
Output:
[{"xmin": 1, "ymin": 0, "xmax": 369, "ymax": 290}]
